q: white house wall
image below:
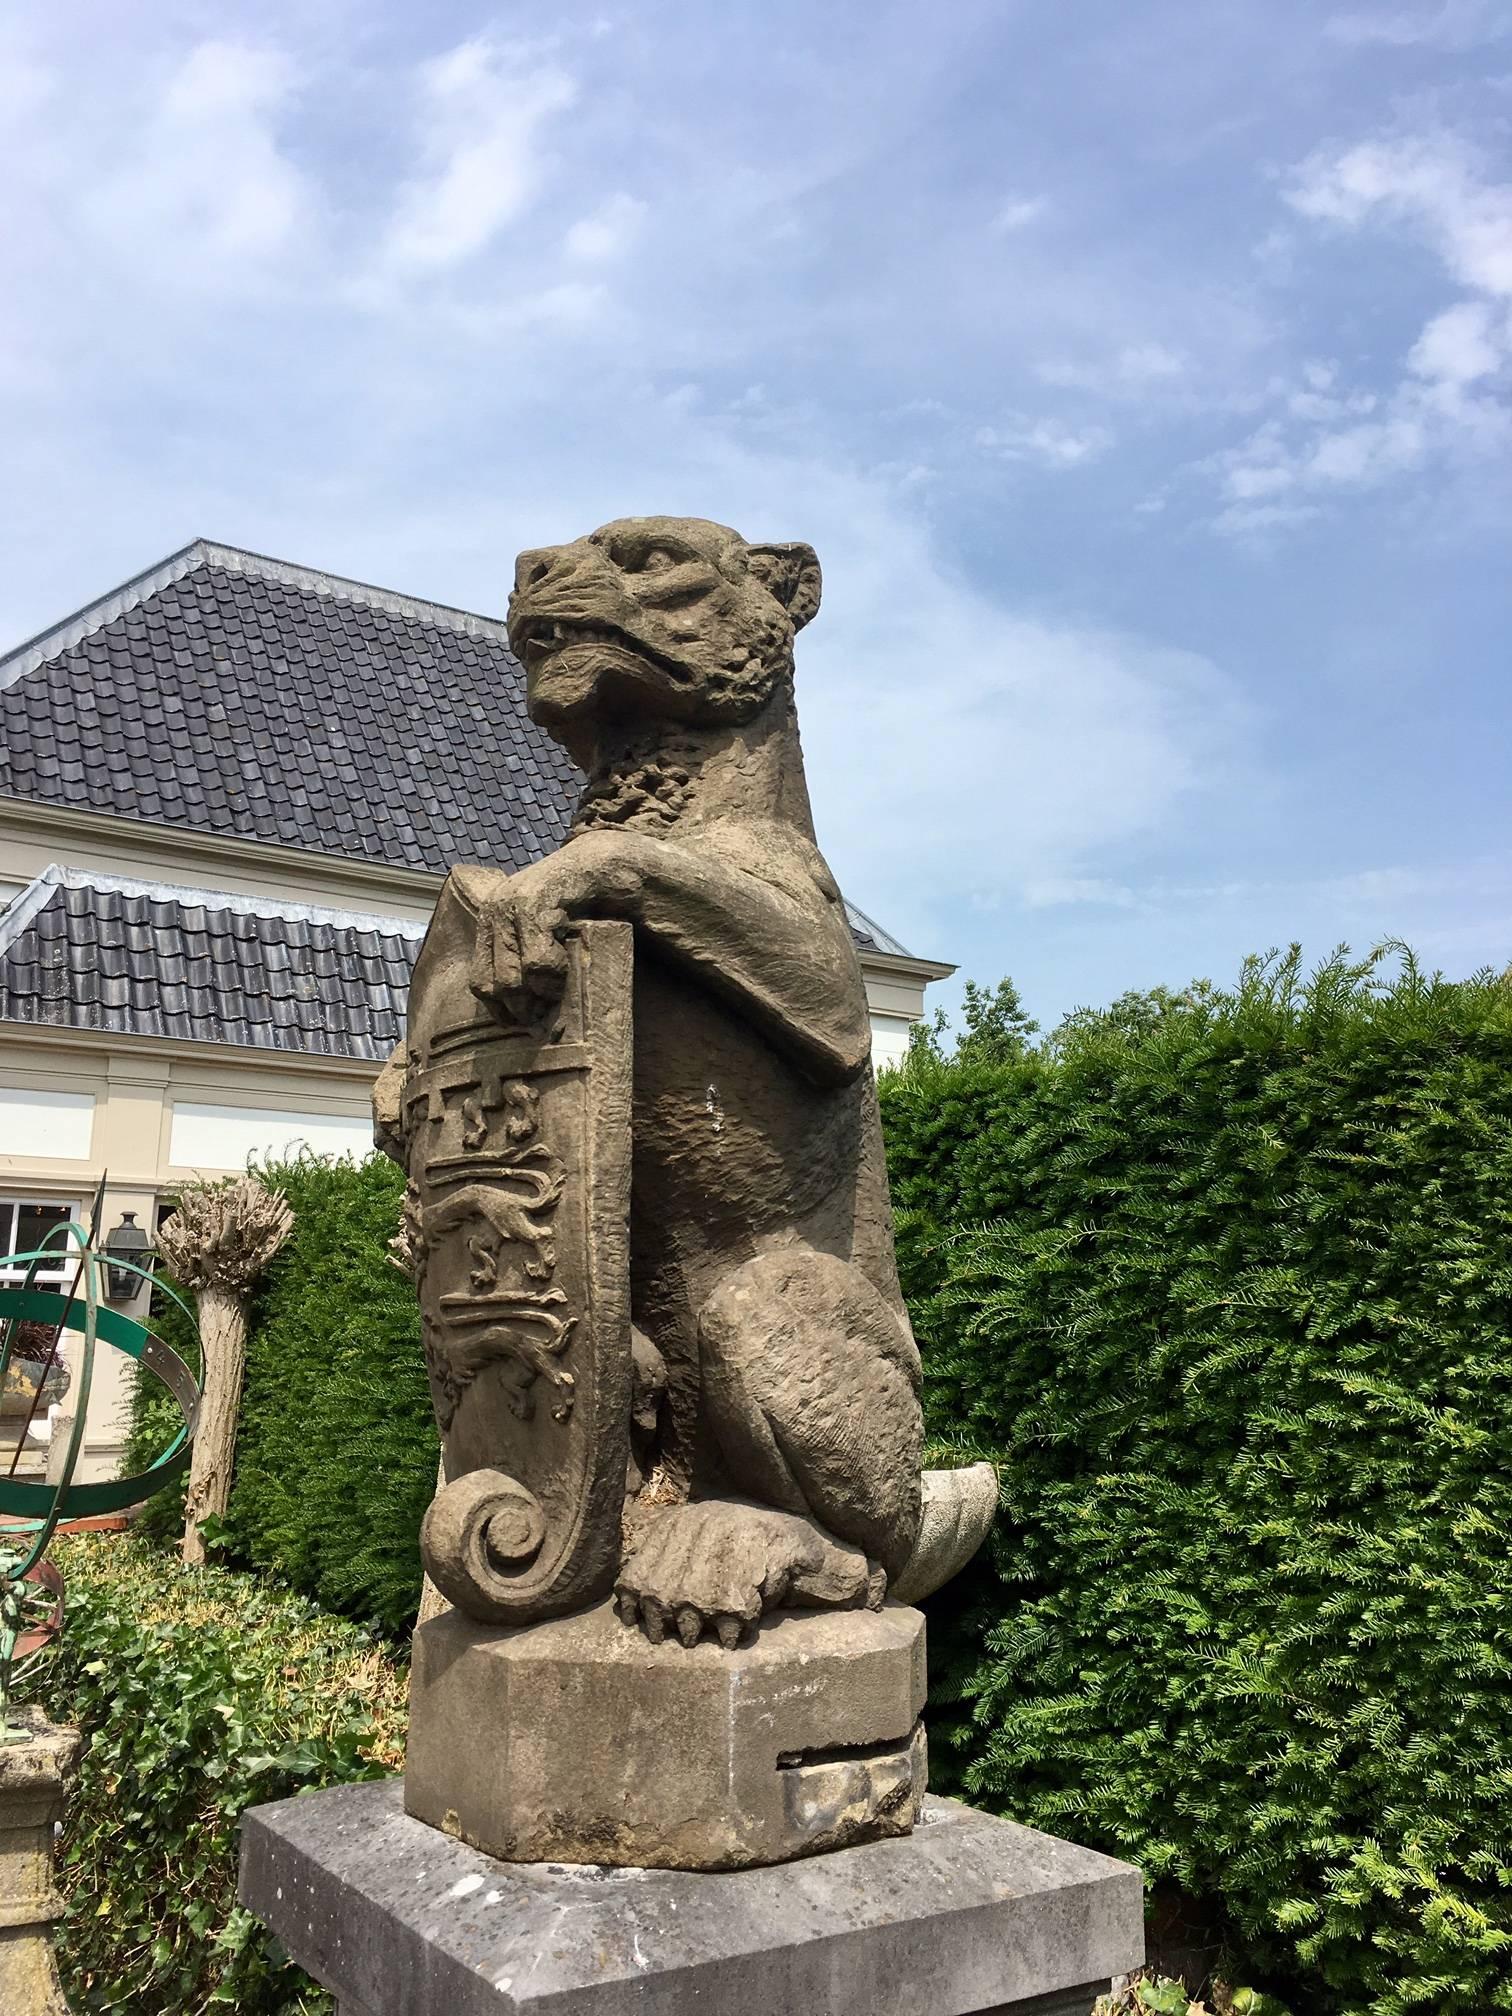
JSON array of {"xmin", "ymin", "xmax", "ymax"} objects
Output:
[
  {"xmin": 0, "ymin": 1084, "xmax": 96, "ymax": 1160},
  {"xmin": 0, "ymin": 799, "xmax": 436, "ymax": 927},
  {"xmin": 168, "ymin": 1100, "xmax": 375, "ymax": 1170},
  {"xmin": 0, "ymin": 1029, "xmax": 378, "ymax": 1487},
  {"xmin": 869, "ymin": 1015, "xmax": 914, "ymax": 1071}
]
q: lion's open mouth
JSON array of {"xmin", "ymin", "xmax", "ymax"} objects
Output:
[{"xmin": 512, "ymin": 615, "xmax": 693, "ymax": 686}]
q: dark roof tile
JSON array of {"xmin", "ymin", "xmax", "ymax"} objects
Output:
[
  {"xmin": 0, "ymin": 879, "xmax": 417, "ymax": 1062},
  {"xmin": 0, "ymin": 559, "xmax": 581, "ymax": 876}
]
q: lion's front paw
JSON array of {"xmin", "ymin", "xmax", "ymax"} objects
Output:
[
  {"xmin": 614, "ymin": 1498, "xmax": 879, "ymax": 1649},
  {"xmin": 466, "ymin": 840, "xmax": 643, "ymax": 1025}
]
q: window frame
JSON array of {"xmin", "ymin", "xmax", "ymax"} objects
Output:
[{"xmin": 0, "ymin": 1196, "xmax": 82, "ymax": 1290}]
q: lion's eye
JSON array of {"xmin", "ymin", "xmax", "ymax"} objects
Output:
[{"xmin": 612, "ymin": 541, "xmax": 684, "ymax": 576}]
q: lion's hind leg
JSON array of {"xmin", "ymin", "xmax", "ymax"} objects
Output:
[{"xmin": 697, "ymin": 1247, "xmax": 923, "ymax": 1580}]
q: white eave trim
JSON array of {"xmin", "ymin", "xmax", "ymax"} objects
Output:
[
  {"xmin": 0, "ymin": 795, "xmax": 446, "ymax": 905},
  {"xmin": 0, "ymin": 862, "xmax": 429, "ymax": 945},
  {"xmin": 0, "ymin": 537, "xmax": 509, "ymax": 690},
  {"xmin": 0, "ymin": 1015, "xmax": 388, "ymax": 1078},
  {"xmin": 858, "ymin": 946, "xmax": 956, "ymax": 984}
]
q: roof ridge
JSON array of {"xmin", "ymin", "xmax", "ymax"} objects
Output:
[
  {"xmin": 191, "ymin": 542, "xmax": 510, "ymax": 641},
  {"xmin": 0, "ymin": 539, "xmax": 510, "ymax": 689},
  {"xmin": 0, "ymin": 864, "xmax": 429, "ymax": 942},
  {"xmin": 0, "ymin": 864, "xmax": 65, "ymax": 962},
  {"xmin": 0, "ymin": 542, "xmax": 209, "ymax": 690},
  {"xmin": 842, "ymin": 898, "xmax": 914, "ymax": 958}
]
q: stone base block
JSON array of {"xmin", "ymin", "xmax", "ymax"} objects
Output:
[
  {"xmin": 406, "ymin": 1598, "xmax": 928, "ymax": 1870},
  {"xmin": 0, "ymin": 1709, "xmax": 79, "ymax": 2016},
  {"xmin": 240, "ymin": 1779, "xmax": 1143, "ymax": 2016}
]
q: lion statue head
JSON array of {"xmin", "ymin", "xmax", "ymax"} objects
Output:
[{"xmin": 507, "ymin": 516, "xmax": 821, "ymax": 763}]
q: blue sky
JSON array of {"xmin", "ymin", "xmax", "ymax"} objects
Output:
[{"xmin": 3, "ymin": 1, "xmax": 1510, "ymax": 1026}]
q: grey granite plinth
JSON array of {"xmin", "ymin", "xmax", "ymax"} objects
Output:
[{"xmin": 240, "ymin": 1779, "xmax": 1142, "ymax": 2016}]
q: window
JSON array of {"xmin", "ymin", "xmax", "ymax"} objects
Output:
[{"xmin": 0, "ymin": 1199, "xmax": 79, "ymax": 1287}]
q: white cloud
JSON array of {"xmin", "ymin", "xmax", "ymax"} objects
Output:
[
  {"xmin": 1283, "ymin": 362, "xmax": 1381, "ymax": 421},
  {"xmin": 1287, "ymin": 387, "xmax": 1377, "ymax": 420},
  {"xmin": 564, "ymin": 192, "xmax": 647, "ymax": 262},
  {"xmin": 1211, "ymin": 501, "xmax": 1322, "ymax": 536},
  {"xmin": 796, "ymin": 494, "xmax": 1246, "ymax": 930},
  {"xmin": 1324, "ymin": 2, "xmax": 1512, "ymax": 49},
  {"xmin": 976, "ymin": 417, "xmax": 1112, "ymax": 467},
  {"xmin": 1175, "ymin": 860, "xmax": 1512, "ymax": 917},
  {"xmin": 383, "ymin": 36, "xmax": 577, "ymax": 270},
  {"xmin": 85, "ymin": 41, "xmax": 308, "ymax": 270},
  {"xmin": 1038, "ymin": 344, "xmax": 1187, "ymax": 395},
  {"xmin": 1221, "ymin": 436, "xmax": 1297, "ymax": 499},
  {"xmin": 243, "ymin": 427, "xmax": 1250, "ymax": 947},
  {"xmin": 1305, "ymin": 410, "xmax": 1429, "ymax": 483},
  {"xmin": 1119, "ymin": 343, "xmax": 1187, "ymax": 382},
  {"xmin": 990, "ymin": 195, "xmax": 1047, "ymax": 234},
  {"xmin": 1017, "ymin": 859, "xmax": 1512, "ymax": 925},
  {"xmin": 439, "ymin": 281, "xmax": 613, "ymax": 342},
  {"xmin": 0, "ymin": 37, "xmax": 52, "ymax": 122},
  {"xmin": 1207, "ymin": 132, "xmax": 1512, "ymax": 533},
  {"xmin": 1022, "ymin": 877, "xmax": 1139, "ymax": 909},
  {"xmin": 880, "ymin": 627, "xmax": 1229, "ymax": 907},
  {"xmin": 1409, "ymin": 299, "xmax": 1508, "ymax": 381},
  {"xmin": 1211, "ymin": 369, "xmax": 1508, "ymax": 529},
  {"xmin": 1286, "ymin": 135, "xmax": 1512, "ymax": 297}
]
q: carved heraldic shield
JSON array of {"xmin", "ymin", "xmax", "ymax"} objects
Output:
[{"xmin": 395, "ymin": 918, "xmax": 633, "ymax": 1623}]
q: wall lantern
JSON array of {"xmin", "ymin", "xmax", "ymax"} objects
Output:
[{"xmin": 103, "ymin": 1211, "xmax": 151, "ymax": 1300}]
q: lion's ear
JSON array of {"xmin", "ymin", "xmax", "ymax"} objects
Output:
[{"xmin": 746, "ymin": 542, "xmax": 822, "ymax": 632}]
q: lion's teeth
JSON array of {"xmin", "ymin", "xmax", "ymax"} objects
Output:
[{"xmin": 541, "ymin": 621, "xmax": 619, "ymax": 647}]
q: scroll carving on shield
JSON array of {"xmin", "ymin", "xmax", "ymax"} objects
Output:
[{"xmin": 403, "ymin": 920, "xmax": 633, "ymax": 1624}]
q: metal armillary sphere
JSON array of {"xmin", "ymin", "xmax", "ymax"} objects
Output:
[
  {"xmin": 0, "ymin": 1182, "xmax": 200, "ymax": 2013},
  {"xmin": 0, "ymin": 1182, "xmax": 201, "ymax": 1733}
]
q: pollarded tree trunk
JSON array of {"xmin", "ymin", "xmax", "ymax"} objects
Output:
[
  {"xmin": 181, "ymin": 1282, "xmax": 249, "ymax": 1567},
  {"xmin": 155, "ymin": 1177, "xmax": 294, "ymax": 1568}
]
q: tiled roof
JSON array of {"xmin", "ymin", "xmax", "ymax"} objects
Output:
[
  {"xmin": 0, "ymin": 869, "xmax": 421, "ymax": 1061},
  {"xmin": 0, "ymin": 543, "xmax": 581, "ymax": 877},
  {"xmin": 0, "ymin": 872, "xmax": 914, "ymax": 1064},
  {"xmin": 0, "ymin": 542, "xmax": 925, "ymax": 968}
]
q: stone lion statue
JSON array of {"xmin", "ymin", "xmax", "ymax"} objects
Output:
[{"xmin": 379, "ymin": 517, "xmax": 993, "ymax": 1650}]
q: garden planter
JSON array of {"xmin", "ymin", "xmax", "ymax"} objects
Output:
[{"xmin": 1, "ymin": 1359, "xmax": 71, "ymax": 1423}]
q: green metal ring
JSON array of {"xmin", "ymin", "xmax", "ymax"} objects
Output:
[{"xmin": 0, "ymin": 1265, "xmax": 200, "ymax": 1520}]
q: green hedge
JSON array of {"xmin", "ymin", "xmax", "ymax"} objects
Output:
[
  {"xmin": 117, "ymin": 950, "xmax": 1512, "ymax": 2011},
  {"xmin": 45, "ymin": 1534, "xmax": 407, "ymax": 2015},
  {"xmin": 881, "ymin": 950, "xmax": 1512, "ymax": 2016},
  {"xmin": 129, "ymin": 1153, "xmax": 436, "ymax": 1633}
]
